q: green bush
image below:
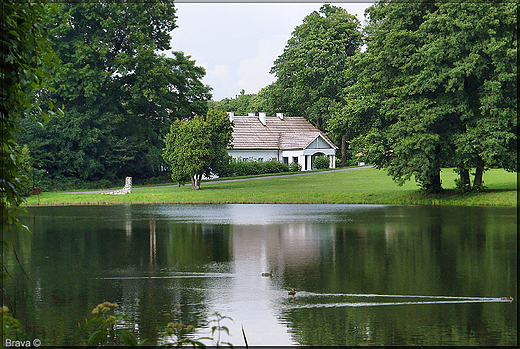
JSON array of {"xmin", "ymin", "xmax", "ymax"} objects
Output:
[
  {"xmin": 289, "ymin": 162, "xmax": 302, "ymax": 172},
  {"xmin": 314, "ymin": 156, "xmax": 330, "ymax": 169},
  {"xmin": 224, "ymin": 159, "xmax": 290, "ymax": 177}
]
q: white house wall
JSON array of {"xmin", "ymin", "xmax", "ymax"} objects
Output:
[
  {"xmin": 228, "ymin": 150, "xmax": 281, "ymax": 162},
  {"xmin": 228, "ymin": 149, "xmax": 335, "ymax": 171}
]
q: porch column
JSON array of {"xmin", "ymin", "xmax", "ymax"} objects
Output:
[{"xmin": 306, "ymin": 155, "xmax": 312, "ymax": 171}]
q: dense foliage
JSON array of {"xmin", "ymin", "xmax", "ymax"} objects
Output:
[
  {"xmin": 1, "ymin": 0, "xmax": 61, "ymax": 223},
  {"xmin": 163, "ymin": 110, "xmax": 233, "ymax": 189},
  {"xmin": 2, "ymin": 0, "xmax": 62, "ymax": 242},
  {"xmin": 221, "ymin": 159, "xmax": 292, "ymax": 177},
  {"xmin": 328, "ymin": 0, "xmax": 517, "ymax": 193},
  {"xmin": 313, "ymin": 156, "xmax": 330, "ymax": 170},
  {"xmin": 269, "ymin": 4, "xmax": 362, "ymax": 130},
  {"xmin": 17, "ymin": 0, "xmax": 212, "ymax": 186},
  {"xmin": 211, "ymin": 89, "xmax": 267, "ymax": 115}
]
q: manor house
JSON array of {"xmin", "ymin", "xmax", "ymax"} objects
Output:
[{"xmin": 227, "ymin": 112, "xmax": 337, "ymax": 170}]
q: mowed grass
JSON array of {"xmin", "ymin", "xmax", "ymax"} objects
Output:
[{"xmin": 25, "ymin": 167, "xmax": 517, "ymax": 206}]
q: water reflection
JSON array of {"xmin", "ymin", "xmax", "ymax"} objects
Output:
[
  {"xmin": 6, "ymin": 204, "xmax": 517, "ymax": 346},
  {"xmin": 149, "ymin": 219, "xmax": 156, "ymax": 268}
]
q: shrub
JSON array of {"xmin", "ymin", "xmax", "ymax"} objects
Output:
[
  {"xmin": 263, "ymin": 159, "xmax": 290, "ymax": 174},
  {"xmin": 224, "ymin": 159, "xmax": 290, "ymax": 177},
  {"xmin": 82, "ymin": 302, "xmax": 141, "ymax": 346},
  {"xmin": 314, "ymin": 156, "xmax": 330, "ymax": 169},
  {"xmin": 289, "ymin": 162, "xmax": 302, "ymax": 172}
]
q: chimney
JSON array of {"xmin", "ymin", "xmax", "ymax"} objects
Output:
[
  {"xmin": 276, "ymin": 113, "xmax": 284, "ymax": 120},
  {"xmin": 248, "ymin": 112, "xmax": 256, "ymax": 116},
  {"xmin": 227, "ymin": 112, "xmax": 234, "ymax": 122},
  {"xmin": 259, "ymin": 112, "xmax": 266, "ymax": 126}
]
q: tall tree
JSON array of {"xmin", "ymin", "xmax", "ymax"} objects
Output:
[
  {"xmin": 326, "ymin": 52, "xmax": 377, "ymax": 167},
  {"xmin": 1, "ymin": 0, "xmax": 61, "ymax": 227},
  {"xmin": 429, "ymin": 1, "xmax": 517, "ymax": 189},
  {"xmin": 18, "ymin": 0, "xmax": 212, "ymax": 184},
  {"xmin": 163, "ymin": 110, "xmax": 233, "ymax": 190},
  {"xmin": 270, "ymin": 4, "xmax": 362, "ymax": 130},
  {"xmin": 339, "ymin": 0, "xmax": 516, "ymax": 193},
  {"xmin": 211, "ymin": 90, "xmax": 266, "ymax": 116}
]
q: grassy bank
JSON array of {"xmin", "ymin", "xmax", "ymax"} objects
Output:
[{"xmin": 25, "ymin": 167, "xmax": 517, "ymax": 206}]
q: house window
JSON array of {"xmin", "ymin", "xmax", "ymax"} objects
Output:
[
  {"xmin": 292, "ymin": 157, "xmax": 298, "ymax": 163},
  {"xmin": 283, "ymin": 157, "xmax": 289, "ymax": 164}
]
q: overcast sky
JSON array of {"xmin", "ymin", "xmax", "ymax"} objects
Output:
[{"xmin": 167, "ymin": 1, "xmax": 374, "ymax": 101}]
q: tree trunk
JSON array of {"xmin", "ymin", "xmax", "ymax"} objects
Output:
[
  {"xmin": 473, "ymin": 158, "xmax": 485, "ymax": 189},
  {"xmin": 459, "ymin": 167, "xmax": 471, "ymax": 191},
  {"xmin": 341, "ymin": 135, "xmax": 346, "ymax": 168},
  {"xmin": 423, "ymin": 167, "xmax": 443, "ymax": 193},
  {"xmin": 428, "ymin": 170, "xmax": 443, "ymax": 194},
  {"xmin": 191, "ymin": 175, "xmax": 200, "ymax": 190}
]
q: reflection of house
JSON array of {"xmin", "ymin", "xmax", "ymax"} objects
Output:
[
  {"xmin": 230, "ymin": 223, "xmax": 325, "ymax": 269},
  {"xmin": 227, "ymin": 112, "xmax": 337, "ymax": 170}
]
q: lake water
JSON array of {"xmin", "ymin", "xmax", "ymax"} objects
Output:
[{"xmin": 5, "ymin": 204, "xmax": 517, "ymax": 346}]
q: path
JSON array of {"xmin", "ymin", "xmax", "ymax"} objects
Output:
[{"xmin": 57, "ymin": 165, "xmax": 374, "ymax": 194}]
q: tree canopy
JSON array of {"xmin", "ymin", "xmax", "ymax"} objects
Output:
[
  {"xmin": 329, "ymin": 0, "xmax": 517, "ymax": 193},
  {"xmin": 2, "ymin": 0, "xmax": 61, "ymax": 228},
  {"xmin": 163, "ymin": 110, "xmax": 233, "ymax": 190},
  {"xmin": 18, "ymin": 0, "xmax": 212, "ymax": 185},
  {"xmin": 269, "ymin": 4, "xmax": 362, "ymax": 130},
  {"xmin": 210, "ymin": 89, "xmax": 267, "ymax": 116}
]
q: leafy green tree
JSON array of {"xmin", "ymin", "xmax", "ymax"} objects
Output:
[
  {"xmin": 428, "ymin": 1, "xmax": 517, "ymax": 189},
  {"xmin": 326, "ymin": 51, "xmax": 375, "ymax": 167},
  {"xmin": 211, "ymin": 90, "xmax": 267, "ymax": 116},
  {"xmin": 1, "ymin": 0, "xmax": 61, "ymax": 239},
  {"xmin": 163, "ymin": 110, "xmax": 233, "ymax": 190},
  {"xmin": 18, "ymin": 0, "xmax": 212, "ymax": 184},
  {"xmin": 337, "ymin": 0, "xmax": 516, "ymax": 193},
  {"xmin": 269, "ymin": 4, "xmax": 362, "ymax": 130},
  {"xmin": 257, "ymin": 82, "xmax": 286, "ymax": 117}
]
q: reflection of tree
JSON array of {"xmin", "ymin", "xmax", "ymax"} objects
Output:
[
  {"xmin": 5, "ymin": 206, "xmax": 516, "ymax": 346},
  {"xmin": 274, "ymin": 206, "xmax": 517, "ymax": 346},
  {"xmin": 164, "ymin": 223, "xmax": 231, "ymax": 269},
  {"xmin": 149, "ymin": 219, "xmax": 156, "ymax": 268},
  {"xmin": 6, "ymin": 207, "xmax": 233, "ymax": 346}
]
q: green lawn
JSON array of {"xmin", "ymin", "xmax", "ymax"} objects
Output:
[{"xmin": 25, "ymin": 167, "xmax": 517, "ymax": 206}]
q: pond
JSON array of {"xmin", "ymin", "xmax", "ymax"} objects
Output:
[{"xmin": 5, "ymin": 204, "xmax": 517, "ymax": 346}]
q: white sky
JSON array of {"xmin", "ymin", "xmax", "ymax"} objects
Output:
[{"xmin": 167, "ymin": 1, "xmax": 375, "ymax": 101}]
